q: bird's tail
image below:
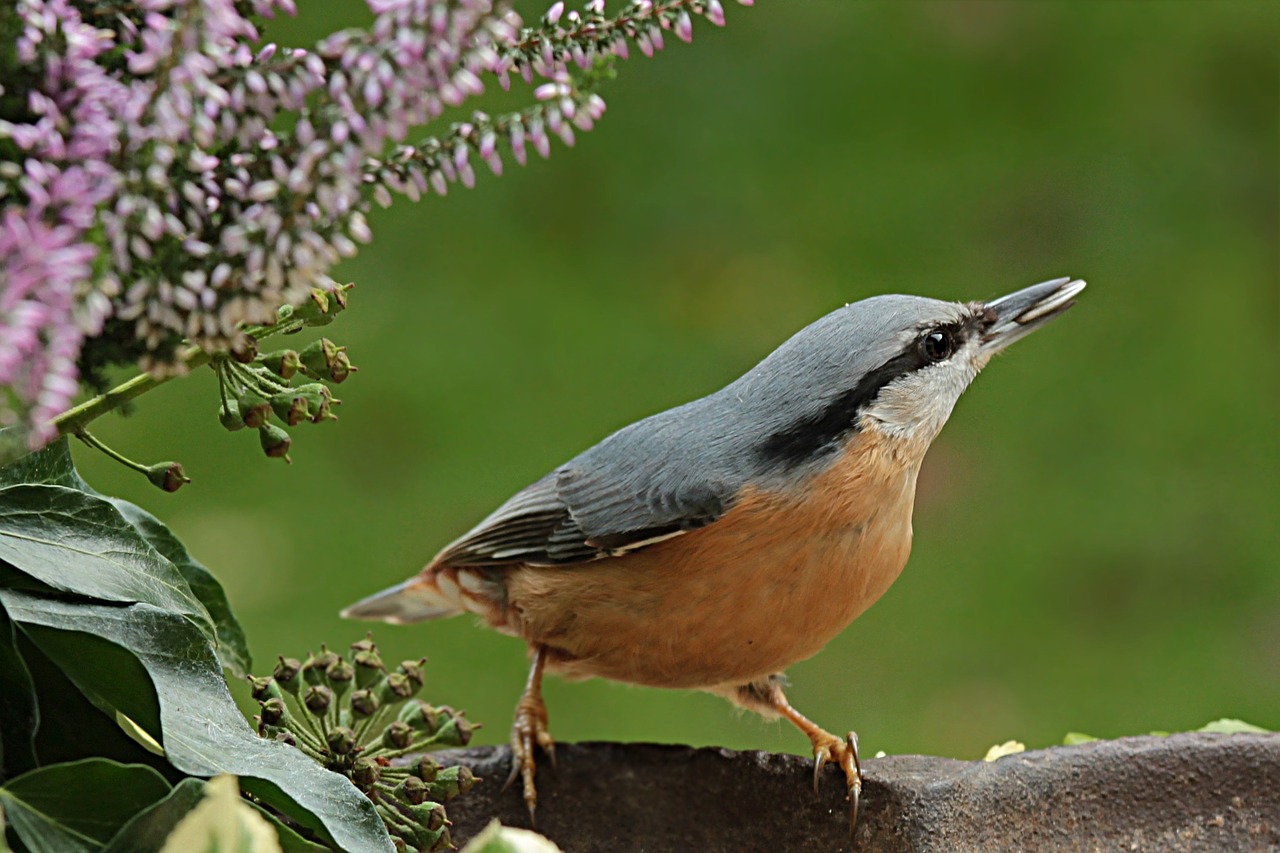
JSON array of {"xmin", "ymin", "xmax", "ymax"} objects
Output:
[
  {"xmin": 340, "ymin": 567, "xmax": 507, "ymax": 626},
  {"xmin": 340, "ymin": 575, "xmax": 463, "ymax": 624}
]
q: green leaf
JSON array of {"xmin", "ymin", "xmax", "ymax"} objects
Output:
[
  {"xmin": 0, "ymin": 439, "xmax": 250, "ymax": 678},
  {"xmin": 0, "ymin": 439, "xmax": 87, "ymax": 490},
  {"xmin": 0, "ymin": 485, "xmax": 213, "ymax": 639},
  {"xmin": 109, "ymin": 500, "xmax": 251, "ymax": 678},
  {"xmin": 14, "ymin": 632, "xmax": 169, "ymax": 774},
  {"xmin": 1198, "ymin": 718, "xmax": 1269, "ymax": 734},
  {"xmin": 460, "ymin": 821, "xmax": 562, "ymax": 853},
  {"xmin": 0, "ymin": 758, "xmax": 171, "ymax": 849},
  {"xmin": 159, "ymin": 775, "xmax": 281, "ymax": 853},
  {"xmin": 1061, "ymin": 732, "xmax": 1098, "ymax": 745},
  {"xmin": 0, "ymin": 605, "xmax": 37, "ymax": 780},
  {"xmin": 18, "ymin": 625, "xmax": 164, "ymax": 750},
  {"xmin": 102, "ymin": 778, "xmax": 205, "ymax": 853},
  {"xmin": 101, "ymin": 779, "xmax": 327, "ymax": 853},
  {"xmin": 247, "ymin": 804, "xmax": 330, "ymax": 853},
  {"xmin": 0, "ymin": 591, "xmax": 392, "ymax": 853}
]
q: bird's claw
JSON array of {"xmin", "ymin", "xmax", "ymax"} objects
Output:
[
  {"xmin": 503, "ymin": 695, "xmax": 555, "ymax": 826},
  {"xmin": 811, "ymin": 730, "xmax": 863, "ymax": 835}
]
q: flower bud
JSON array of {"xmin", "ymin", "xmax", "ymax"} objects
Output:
[
  {"xmin": 296, "ymin": 383, "xmax": 336, "ymax": 422},
  {"xmin": 260, "ymin": 697, "xmax": 285, "ymax": 727},
  {"xmin": 409, "ymin": 801, "xmax": 448, "ymax": 832},
  {"xmin": 270, "ymin": 392, "xmax": 309, "ymax": 426},
  {"xmin": 273, "ymin": 656, "xmax": 302, "ymax": 686},
  {"xmin": 381, "ymin": 672, "xmax": 417, "ymax": 701},
  {"xmin": 326, "ymin": 658, "xmax": 355, "ymax": 686},
  {"xmin": 382, "ymin": 720, "xmax": 414, "ymax": 750},
  {"xmin": 353, "ymin": 649, "xmax": 385, "ymax": 689},
  {"xmin": 413, "ymin": 755, "xmax": 440, "ymax": 783},
  {"xmin": 397, "ymin": 776, "xmax": 428, "ymax": 805},
  {"xmin": 219, "ymin": 400, "xmax": 246, "ymax": 431},
  {"xmin": 426, "ymin": 765, "xmax": 477, "ymax": 801},
  {"xmin": 299, "ymin": 338, "xmax": 340, "ymax": 376},
  {"xmin": 397, "ymin": 700, "xmax": 439, "ymax": 733},
  {"xmin": 274, "ymin": 731, "xmax": 297, "ymax": 747},
  {"xmin": 352, "ymin": 756, "xmax": 381, "ymax": 789},
  {"xmin": 303, "ymin": 684, "xmax": 333, "ymax": 715},
  {"xmin": 260, "ymin": 349, "xmax": 302, "ymax": 380},
  {"xmin": 248, "ymin": 675, "xmax": 275, "ymax": 702},
  {"xmin": 327, "ymin": 349, "xmax": 355, "ymax": 383},
  {"xmin": 303, "ymin": 648, "xmax": 340, "ymax": 685},
  {"xmin": 144, "ymin": 461, "xmax": 190, "ymax": 492},
  {"xmin": 431, "ymin": 711, "xmax": 475, "ymax": 747},
  {"xmin": 350, "ymin": 688, "xmax": 380, "ymax": 717},
  {"xmin": 291, "ymin": 288, "xmax": 334, "ymax": 327},
  {"xmin": 328, "ymin": 283, "xmax": 352, "ymax": 314},
  {"xmin": 258, "ymin": 422, "xmax": 291, "ymax": 461},
  {"xmin": 238, "ymin": 389, "xmax": 271, "ymax": 428},
  {"xmin": 326, "ymin": 726, "xmax": 357, "ymax": 756},
  {"xmin": 350, "ymin": 636, "xmax": 377, "ymax": 654},
  {"xmin": 398, "ymin": 658, "xmax": 427, "ymax": 688}
]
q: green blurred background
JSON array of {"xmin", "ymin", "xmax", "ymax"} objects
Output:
[{"xmin": 78, "ymin": 1, "xmax": 1278, "ymax": 761}]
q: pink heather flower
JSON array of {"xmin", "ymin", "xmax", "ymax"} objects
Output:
[
  {"xmin": 2, "ymin": 0, "xmax": 749, "ymax": 449},
  {"xmin": 675, "ymin": 11, "xmax": 693, "ymax": 43}
]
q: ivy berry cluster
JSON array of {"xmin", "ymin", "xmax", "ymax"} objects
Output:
[
  {"xmin": 213, "ymin": 284, "xmax": 357, "ymax": 464},
  {"xmin": 251, "ymin": 636, "xmax": 479, "ymax": 851}
]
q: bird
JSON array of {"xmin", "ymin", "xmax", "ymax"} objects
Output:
[{"xmin": 342, "ymin": 276, "xmax": 1086, "ymax": 832}]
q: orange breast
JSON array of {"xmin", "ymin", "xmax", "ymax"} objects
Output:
[{"xmin": 501, "ymin": 428, "xmax": 923, "ymax": 691}]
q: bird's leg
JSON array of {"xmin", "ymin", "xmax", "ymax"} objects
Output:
[
  {"xmin": 736, "ymin": 675, "xmax": 863, "ymax": 833},
  {"xmin": 503, "ymin": 644, "xmax": 556, "ymax": 825}
]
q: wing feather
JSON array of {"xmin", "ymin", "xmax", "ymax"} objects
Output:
[{"xmin": 431, "ymin": 458, "xmax": 737, "ymax": 569}]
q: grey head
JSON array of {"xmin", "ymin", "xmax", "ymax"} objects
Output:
[
  {"xmin": 731, "ymin": 275, "xmax": 1088, "ymax": 468},
  {"xmin": 409, "ymin": 278, "xmax": 1085, "ymax": 571}
]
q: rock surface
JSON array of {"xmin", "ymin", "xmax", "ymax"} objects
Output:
[{"xmin": 435, "ymin": 732, "xmax": 1280, "ymax": 851}]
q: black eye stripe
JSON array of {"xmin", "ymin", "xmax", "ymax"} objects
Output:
[{"xmin": 756, "ymin": 318, "xmax": 975, "ymax": 467}]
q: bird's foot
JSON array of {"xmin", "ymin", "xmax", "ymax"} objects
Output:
[
  {"xmin": 503, "ymin": 691, "xmax": 556, "ymax": 825},
  {"xmin": 809, "ymin": 729, "xmax": 862, "ymax": 835}
]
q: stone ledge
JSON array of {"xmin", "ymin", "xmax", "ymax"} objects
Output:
[{"xmin": 434, "ymin": 732, "xmax": 1280, "ymax": 851}]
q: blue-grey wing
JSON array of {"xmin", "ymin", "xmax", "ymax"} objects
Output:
[{"xmin": 431, "ymin": 462, "xmax": 736, "ymax": 568}]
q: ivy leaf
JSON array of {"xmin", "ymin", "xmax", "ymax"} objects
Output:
[
  {"xmin": 101, "ymin": 778, "xmax": 206, "ymax": 853},
  {"xmin": 14, "ymin": 630, "xmax": 170, "ymax": 773},
  {"xmin": 0, "ymin": 485, "xmax": 213, "ymax": 640},
  {"xmin": 0, "ymin": 437, "xmax": 89, "ymax": 490},
  {"xmin": 0, "ymin": 438, "xmax": 250, "ymax": 677},
  {"xmin": 460, "ymin": 821, "xmax": 563, "ymax": 853},
  {"xmin": 1198, "ymin": 718, "xmax": 1269, "ymax": 734},
  {"xmin": 100, "ymin": 777, "xmax": 327, "ymax": 853},
  {"xmin": 0, "ymin": 758, "xmax": 171, "ymax": 849},
  {"xmin": 158, "ymin": 775, "xmax": 281, "ymax": 853},
  {"xmin": 0, "ymin": 605, "xmax": 37, "ymax": 780},
  {"xmin": 0, "ymin": 591, "xmax": 393, "ymax": 853},
  {"xmin": 109, "ymin": 500, "xmax": 251, "ymax": 678}
]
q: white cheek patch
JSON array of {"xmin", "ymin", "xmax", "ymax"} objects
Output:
[{"xmin": 859, "ymin": 341, "xmax": 981, "ymax": 439}]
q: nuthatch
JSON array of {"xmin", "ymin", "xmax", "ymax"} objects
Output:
[{"xmin": 343, "ymin": 276, "xmax": 1086, "ymax": 831}]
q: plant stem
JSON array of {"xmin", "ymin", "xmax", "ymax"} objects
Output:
[
  {"xmin": 73, "ymin": 429, "xmax": 149, "ymax": 474},
  {"xmin": 52, "ymin": 346, "xmax": 211, "ymax": 437}
]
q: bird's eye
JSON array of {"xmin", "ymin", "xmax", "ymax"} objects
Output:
[{"xmin": 921, "ymin": 329, "xmax": 954, "ymax": 362}]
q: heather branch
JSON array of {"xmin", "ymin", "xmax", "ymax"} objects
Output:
[{"xmin": 51, "ymin": 345, "xmax": 212, "ymax": 439}]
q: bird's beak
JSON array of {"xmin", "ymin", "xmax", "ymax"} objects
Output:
[{"xmin": 980, "ymin": 277, "xmax": 1086, "ymax": 355}]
